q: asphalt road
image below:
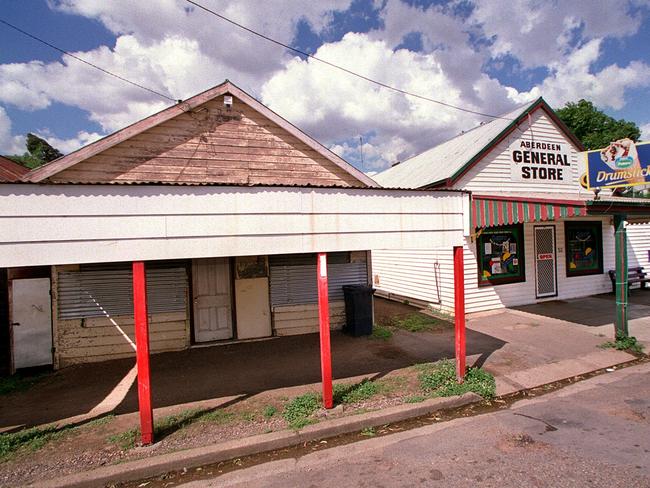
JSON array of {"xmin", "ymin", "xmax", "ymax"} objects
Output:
[{"xmin": 177, "ymin": 362, "xmax": 650, "ymax": 488}]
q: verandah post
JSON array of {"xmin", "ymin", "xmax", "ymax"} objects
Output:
[
  {"xmin": 453, "ymin": 246, "xmax": 466, "ymax": 382},
  {"xmin": 614, "ymin": 214, "xmax": 629, "ymax": 337},
  {"xmin": 317, "ymin": 253, "xmax": 333, "ymax": 409},
  {"xmin": 132, "ymin": 261, "xmax": 154, "ymax": 445}
]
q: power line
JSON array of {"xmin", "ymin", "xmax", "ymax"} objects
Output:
[
  {"xmin": 0, "ymin": 18, "xmax": 177, "ymax": 103},
  {"xmin": 184, "ymin": 0, "xmax": 509, "ymax": 120}
]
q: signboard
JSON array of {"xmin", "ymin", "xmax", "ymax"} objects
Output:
[
  {"xmin": 537, "ymin": 253, "xmax": 553, "ymax": 261},
  {"xmin": 585, "ymin": 139, "xmax": 650, "ymax": 189},
  {"xmin": 510, "ymin": 139, "xmax": 571, "ymax": 183}
]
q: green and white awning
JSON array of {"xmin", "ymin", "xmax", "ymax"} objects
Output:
[{"xmin": 472, "ymin": 196, "xmax": 587, "ymax": 228}]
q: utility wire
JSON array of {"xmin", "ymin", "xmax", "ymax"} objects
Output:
[
  {"xmin": 185, "ymin": 0, "xmax": 509, "ymax": 120},
  {"xmin": 0, "ymin": 18, "xmax": 177, "ymax": 102}
]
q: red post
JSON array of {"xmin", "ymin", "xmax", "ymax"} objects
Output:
[
  {"xmin": 453, "ymin": 246, "xmax": 466, "ymax": 383},
  {"xmin": 132, "ymin": 261, "xmax": 154, "ymax": 445},
  {"xmin": 317, "ymin": 253, "xmax": 333, "ymax": 409}
]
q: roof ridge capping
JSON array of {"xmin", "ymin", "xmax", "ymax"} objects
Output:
[
  {"xmin": 374, "ymin": 96, "xmax": 584, "ymax": 189},
  {"xmin": 23, "ymin": 80, "xmax": 377, "ymax": 188}
]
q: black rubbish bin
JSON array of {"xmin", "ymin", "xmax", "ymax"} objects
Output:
[{"xmin": 342, "ymin": 284, "xmax": 375, "ymax": 337}]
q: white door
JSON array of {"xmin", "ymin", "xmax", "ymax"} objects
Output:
[
  {"xmin": 192, "ymin": 258, "xmax": 233, "ymax": 342},
  {"xmin": 534, "ymin": 226, "xmax": 558, "ymax": 298},
  {"xmin": 235, "ymin": 277, "xmax": 272, "ymax": 339},
  {"xmin": 11, "ymin": 278, "xmax": 52, "ymax": 369}
]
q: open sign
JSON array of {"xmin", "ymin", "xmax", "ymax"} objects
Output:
[{"xmin": 537, "ymin": 253, "xmax": 553, "ymax": 260}]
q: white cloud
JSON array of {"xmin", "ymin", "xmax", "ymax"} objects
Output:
[
  {"xmin": 515, "ymin": 39, "xmax": 650, "ymax": 110},
  {"xmin": 0, "ymin": 107, "xmax": 25, "ymax": 155},
  {"xmin": 35, "ymin": 129, "xmax": 104, "ymax": 154},
  {"xmin": 641, "ymin": 122, "xmax": 650, "ymax": 141}
]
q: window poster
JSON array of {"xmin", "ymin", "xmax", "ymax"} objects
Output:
[
  {"xmin": 477, "ymin": 224, "xmax": 525, "ymax": 285},
  {"xmin": 565, "ymin": 222, "xmax": 603, "ymax": 276}
]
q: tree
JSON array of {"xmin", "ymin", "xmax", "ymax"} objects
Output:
[
  {"xmin": 555, "ymin": 99, "xmax": 641, "ymax": 150},
  {"xmin": 7, "ymin": 133, "xmax": 63, "ymax": 169}
]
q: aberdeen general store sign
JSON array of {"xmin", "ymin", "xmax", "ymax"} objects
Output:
[{"xmin": 510, "ymin": 139, "xmax": 571, "ymax": 183}]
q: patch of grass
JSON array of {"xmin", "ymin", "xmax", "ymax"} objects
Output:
[
  {"xmin": 600, "ymin": 333, "xmax": 644, "ymax": 354},
  {"xmin": 390, "ymin": 313, "xmax": 449, "ymax": 333},
  {"xmin": 263, "ymin": 405, "xmax": 278, "ymax": 419},
  {"xmin": 360, "ymin": 427, "xmax": 376, "ymax": 437},
  {"xmin": 333, "ymin": 379, "xmax": 380, "ymax": 405},
  {"xmin": 370, "ymin": 325, "xmax": 393, "ymax": 340},
  {"xmin": 85, "ymin": 414, "xmax": 115, "ymax": 428},
  {"xmin": 0, "ymin": 425, "xmax": 70, "ymax": 460},
  {"xmin": 198, "ymin": 409, "xmax": 235, "ymax": 424},
  {"xmin": 282, "ymin": 393, "xmax": 320, "ymax": 430},
  {"xmin": 108, "ymin": 428, "xmax": 139, "ymax": 450},
  {"xmin": 404, "ymin": 395, "xmax": 425, "ymax": 403},
  {"xmin": 0, "ymin": 372, "xmax": 48, "ymax": 396},
  {"xmin": 418, "ymin": 359, "xmax": 496, "ymax": 399}
]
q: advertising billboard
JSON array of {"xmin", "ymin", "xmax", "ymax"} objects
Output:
[{"xmin": 585, "ymin": 139, "xmax": 650, "ymax": 190}]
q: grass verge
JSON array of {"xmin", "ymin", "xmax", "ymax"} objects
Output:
[
  {"xmin": 418, "ymin": 359, "xmax": 496, "ymax": 399},
  {"xmin": 389, "ymin": 313, "xmax": 450, "ymax": 333},
  {"xmin": 333, "ymin": 379, "xmax": 380, "ymax": 405},
  {"xmin": 282, "ymin": 393, "xmax": 320, "ymax": 430},
  {"xmin": 0, "ymin": 425, "xmax": 71, "ymax": 461},
  {"xmin": 370, "ymin": 325, "xmax": 393, "ymax": 340}
]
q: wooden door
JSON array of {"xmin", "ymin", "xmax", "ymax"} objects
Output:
[
  {"xmin": 11, "ymin": 278, "xmax": 52, "ymax": 369},
  {"xmin": 192, "ymin": 258, "xmax": 233, "ymax": 342}
]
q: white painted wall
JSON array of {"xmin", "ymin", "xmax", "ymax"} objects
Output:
[
  {"xmin": 373, "ymin": 217, "xmax": 614, "ymax": 314},
  {"xmin": 628, "ymin": 223, "xmax": 650, "ymax": 270},
  {"xmin": 454, "ymin": 110, "xmax": 591, "ymax": 196},
  {"xmin": 0, "ymin": 184, "xmax": 468, "ymax": 267}
]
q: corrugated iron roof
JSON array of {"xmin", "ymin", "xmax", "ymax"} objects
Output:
[{"xmin": 0, "ymin": 156, "xmax": 29, "ymax": 182}]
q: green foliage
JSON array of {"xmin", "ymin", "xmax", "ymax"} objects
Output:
[
  {"xmin": 418, "ymin": 360, "xmax": 496, "ymax": 399},
  {"xmin": 263, "ymin": 405, "xmax": 278, "ymax": 418},
  {"xmin": 600, "ymin": 333, "xmax": 644, "ymax": 354},
  {"xmin": 282, "ymin": 393, "xmax": 320, "ymax": 429},
  {"xmin": 404, "ymin": 395, "xmax": 425, "ymax": 403},
  {"xmin": 6, "ymin": 133, "xmax": 63, "ymax": 169},
  {"xmin": 390, "ymin": 313, "xmax": 449, "ymax": 332},
  {"xmin": 0, "ymin": 425, "xmax": 69, "ymax": 460},
  {"xmin": 360, "ymin": 427, "xmax": 376, "ymax": 437},
  {"xmin": 556, "ymin": 99, "xmax": 641, "ymax": 150},
  {"xmin": 370, "ymin": 325, "xmax": 393, "ymax": 340},
  {"xmin": 333, "ymin": 379, "xmax": 379, "ymax": 405},
  {"xmin": 108, "ymin": 428, "xmax": 139, "ymax": 450}
]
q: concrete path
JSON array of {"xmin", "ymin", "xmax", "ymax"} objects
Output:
[{"xmin": 181, "ymin": 362, "xmax": 650, "ymax": 488}]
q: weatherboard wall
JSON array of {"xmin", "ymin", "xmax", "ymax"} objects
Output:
[
  {"xmin": 373, "ymin": 217, "xmax": 614, "ymax": 314},
  {"xmin": 628, "ymin": 224, "xmax": 650, "ymax": 270},
  {"xmin": 453, "ymin": 110, "xmax": 588, "ymax": 194},
  {"xmin": 49, "ymin": 95, "xmax": 364, "ymax": 187}
]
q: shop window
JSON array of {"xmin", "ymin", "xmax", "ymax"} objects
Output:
[
  {"xmin": 477, "ymin": 224, "xmax": 525, "ymax": 286},
  {"xmin": 565, "ymin": 221, "xmax": 603, "ymax": 277}
]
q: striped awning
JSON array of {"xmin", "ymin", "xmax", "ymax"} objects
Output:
[{"xmin": 472, "ymin": 196, "xmax": 587, "ymax": 228}]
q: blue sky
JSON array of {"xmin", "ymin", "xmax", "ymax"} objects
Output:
[{"xmin": 1, "ymin": 0, "xmax": 650, "ymax": 171}]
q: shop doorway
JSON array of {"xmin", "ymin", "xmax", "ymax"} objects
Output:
[
  {"xmin": 534, "ymin": 226, "xmax": 558, "ymax": 298},
  {"xmin": 192, "ymin": 258, "xmax": 233, "ymax": 342},
  {"xmin": 11, "ymin": 277, "xmax": 53, "ymax": 369}
]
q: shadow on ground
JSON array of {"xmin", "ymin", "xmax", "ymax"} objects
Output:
[
  {"xmin": 514, "ymin": 290, "xmax": 650, "ymax": 327},
  {"xmin": 0, "ymin": 298, "xmax": 506, "ymax": 429}
]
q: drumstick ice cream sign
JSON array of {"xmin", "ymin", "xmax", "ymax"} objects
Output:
[
  {"xmin": 510, "ymin": 139, "xmax": 572, "ymax": 183},
  {"xmin": 585, "ymin": 139, "xmax": 650, "ymax": 189}
]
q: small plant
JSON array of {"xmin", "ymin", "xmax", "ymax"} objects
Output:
[
  {"xmin": 199, "ymin": 409, "xmax": 235, "ymax": 424},
  {"xmin": 108, "ymin": 428, "xmax": 139, "ymax": 450},
  {"xmin": 418, "ymin": 359, "xmax": 496, "ymax": 399},
  {"xmin": 283, "ymin": 393, "xmax": 320, "ymax": 429},
  {"xmin": 600, "ymin": 333, "xmax": 644, "ymax": 354},
  {"xmin": 360, "ymin": 427, "xmax": 376, "ymax": 437},
  {"xmin": 0, "ymin": 372, "xmax": 48, "ymax": 396},
  {"xmin": 370, "ymin": 325, "xmax": 393, "ymax": 340},
  {"xmin": 263, "ymin": 405, "xmax": 278, "ymax": 419},
  {"xmin": 333, "ymin": 379, "xmax": 380, "ymax": 405}
]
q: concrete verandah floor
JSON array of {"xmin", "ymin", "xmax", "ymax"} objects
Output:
[{"xmin": 0, "ymin": 295, "xmax": 640, "ymax": 432}]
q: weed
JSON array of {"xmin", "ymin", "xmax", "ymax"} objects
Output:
[
  {"xmin": 370, "ymin": 325, "xmax": 393, "ymax": 340},
  {"xmin": 108, "ymin": 428, "xmax": 139, "ymax": 450},
  {"xmin": 404, "ymin": 395, "xmax": 426, "ymax": 403},
  {"xmin": 390, "ymin": 313, "xmax": 449, "ymax": 333},
  {"xmin": 199, "ymin": 409, "xmax": 235, "ymax": 424},
  {"xmin": 418, "ymin": 359, "xmax": 496, "ymax": 399},
  {"xmin": 600, "ymin": 333, "xmax": 644, "ymax": 354},
  {"xmin": 282, "ymin": 393, "xmax": 320, "ymax": 429},
  {"xmin": 333, "ymin": 379, "xmax": 380, "ymax": 405},
  {"xmin": 360, "ymin": 427, "xmax": 376, "ymax": 437},
  {"xmin": 263, "ymin": 405, "xmax": 278, "ymax": 419},
  {"xmin": 85, "ymin": 414, "xmax": 115, "ymax": 428},
  {"xmin": 0, "ymin": 425, "xmax": 70, "ymax": 460}
]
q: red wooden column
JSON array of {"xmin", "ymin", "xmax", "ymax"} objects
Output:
[
  {"xmin": 132, "ymin": 261, "xmax": 154, "ymax": 445},
  {"xmin": 453, "ymin": 246, "xmax": 466, "ymax": 383},
  {"xmin": 317, "ymin": 253, "xmax": 333, "ymax": 409}
]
